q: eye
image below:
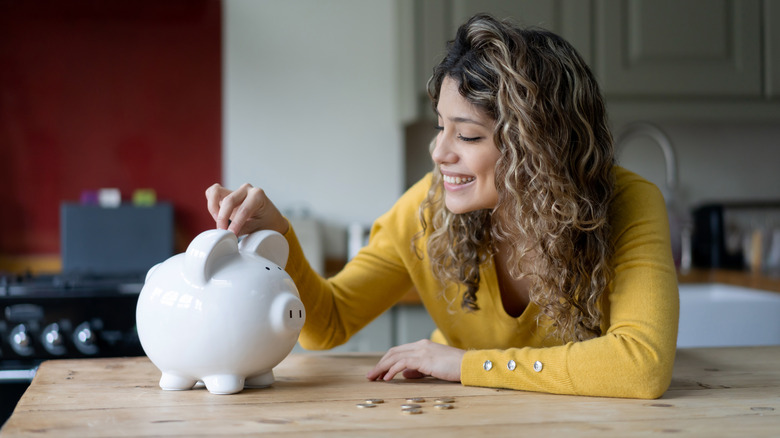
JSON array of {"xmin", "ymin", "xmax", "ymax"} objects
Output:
[
  {"xmin": 434, "ymin": 125, "xmax": 443, "ymax": 132},
  {"xmin": 457, "ymin": 134, "xmax": 482, "ymax": 142}
]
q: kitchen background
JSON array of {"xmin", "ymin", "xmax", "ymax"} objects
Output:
[
  {"xmin": 1, "ymin": 0, "xmax": 780, "ymax": 424},
  {"xmin": 4, "ymin": 0, "xmax": 779, "ymax": 272}
]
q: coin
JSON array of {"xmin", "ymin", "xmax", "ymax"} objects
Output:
[
  {"xmin": 356, "ymin": 403, "xmax": 377, "ymax": 409},
  {"xmin": 434, "ymin": 403, "xmax": 454, "ymax": 410},
  {"xmin": 405, "ymin": 397, "xmax": 425, "ymax": 403},
  {"xmin": 401, "ymin": 407, "xmax": 423, "ymax": 415},
  {"xmin": 365, "ymin": 398, "xmax": 384, "ymax": 404},
  {"xmin": 400, "ymin": 403, "xmax": 422, "ymax": 409},
  {"xmin": 434, "ymin": 397, "xmax": 454, "ymax": 403}
]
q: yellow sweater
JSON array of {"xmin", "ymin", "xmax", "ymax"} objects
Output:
[{"xmin": 284, "ymin": 166, "xmax": 679, "ymax": 399}]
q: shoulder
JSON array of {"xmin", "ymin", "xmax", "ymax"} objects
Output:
[
  {"xmin": 401, "ymin": 172, "xmax": 435, "ymax": 207},
  {"xmin": 611, "ymin": 166, "xmax": 666, "ymax": 215},
  {"xmin": 609, "ymin": 165, "xmax": 668, "ymax": 237},
  {"xmin": 377, "ymin": 173, "xmax": 434, "ymax": 224},
  {"xmin": 367, "ymin": 173, "xmax": 433, "ymax": 243},
  {"xmin": 612, "ymin": 166, "xmax": 664, "ymax": 201}
]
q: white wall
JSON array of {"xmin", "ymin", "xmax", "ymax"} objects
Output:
[{"xmin": 224, "ymin": 0, "xmax": 404, "ymax": 243}]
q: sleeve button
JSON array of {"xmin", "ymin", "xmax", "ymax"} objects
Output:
[
  {"xmin": 507, "ymin": 360, "xmax": 516, "ymax": 371},
  {"xmin": 533, "ymin": 360, "xmax": 543, "ymax": 372},
  {"xmin": 483, "ymin": 360, "xmax": 493, "ymax": 371}
]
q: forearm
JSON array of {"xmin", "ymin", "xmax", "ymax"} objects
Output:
[{"xmin": 283, "ymin": 224, "xmax": 413, "ymax": 350}]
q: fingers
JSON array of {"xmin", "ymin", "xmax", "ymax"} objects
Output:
[
  {"xmin": 402, "ymin": 369, "xmax": 427, "ymax": 379},
  {"xmin": 366, "ymin": 341, "xmax": 428, "ymax": 382},
  {"xmin": 204, "ymin": 182, "xmax": 256, "ymax": 233},
  {"xmin": 205, "ymin": 183, "xmax": 230, "ymax": 228},
  {"xmin": 205, "ymin": 183, "xmax": 288, "ymax": 236},
  {"xmin": 366, "ymin": 340, "xmax": 464, "ymax": 383},
  {"xmin": 220, "ymin": 183, "xmax": 261, "ymax": 235}
]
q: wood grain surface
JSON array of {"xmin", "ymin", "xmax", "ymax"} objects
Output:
[{"xmin": 2, "ymin": 347, "xmax": 779, "ymax": 437}]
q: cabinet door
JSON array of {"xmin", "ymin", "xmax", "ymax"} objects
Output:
[
  {"xmin": 767, "ymin": 0, "xmax": 780, "ymax": 98},
  {"xmin": 411, "ymin": 0, "xmax": 593, "ymax": 119},
  {"xmin": 450, "ymin": 0, "xmax": 593, "ymax": 63},
  {"xmin": 596, "ymin": 0, "xmax": 762, "ymax": 97}
]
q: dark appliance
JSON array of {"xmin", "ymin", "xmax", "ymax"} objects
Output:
[
  {"xmin": 0, "ymin": 202, "xmax": 173, "ymax": 426},
  {"xmin": 692, "ymin": 202, "xmax": 780, "ymax": 269}
]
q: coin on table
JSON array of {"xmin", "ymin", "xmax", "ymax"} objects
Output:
[
  {"xmin": 401, "ymin": 407, "xmax": 423, "ymax": 415},
  {"xmin": 405, "ymin": 397, "xmax": 425, "ymax": 403},
  {"xmin": 400, "ymin": 403, "xmax": 422, "ymax": 409},
  {"xmin": 356, "ymin": 403, "xmax": 377, "ymax": 409},
  {"xmin": 365, "ymin": 398, "xmax": 384, "ymax": 404},
  {"xmin": 434, "ymin": 403, "xmax": 454, "ymax": 410},
  {"xmin": 434, "ymin": 397, "xmax": 455, "ymax": 403}
]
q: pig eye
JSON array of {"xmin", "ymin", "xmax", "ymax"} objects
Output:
[{"xmin": 265, "ymin": 267, "xmax": 270, "ymax": 271}]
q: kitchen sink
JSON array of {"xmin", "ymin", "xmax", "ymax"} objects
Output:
[{"xmin": 677, "ymin": 283, "xmax": 780, "ymax": 348}]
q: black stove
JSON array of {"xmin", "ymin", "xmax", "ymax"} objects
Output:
[{"xmin": 1, "ymin": 272, "xmax": 145, "ymax": 371}]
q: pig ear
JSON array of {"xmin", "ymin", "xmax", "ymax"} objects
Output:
[
  {"xmin": 184, "ymin": 229, "xmax": 238, "ymax": 286},
  {"xmin": 238, "ymin": 230, "xmax": 289, "ymax": 268}
]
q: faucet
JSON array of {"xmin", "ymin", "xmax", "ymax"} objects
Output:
[
  {"xmin": 615, "ymin": 122, "xmax": 678, "ymax": 195},
  {"xmin": 615, "ymin": 122, "xmax": 690, "ymax": 272}
]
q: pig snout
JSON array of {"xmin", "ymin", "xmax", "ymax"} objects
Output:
[{"xmin": 269, "ymin": 292, "xmax": 306, "ymax": 333}]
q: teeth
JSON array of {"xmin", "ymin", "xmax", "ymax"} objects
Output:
[{"xmin": 443, "ymin": 175, "xmax": 475, "ymax": 185}]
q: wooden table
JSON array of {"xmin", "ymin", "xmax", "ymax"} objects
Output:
[{"xmin": 2, "ymin": 347, "xmax": 779, "ymax": 437}]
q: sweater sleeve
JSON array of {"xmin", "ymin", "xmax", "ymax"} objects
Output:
[
  {"xmin": 460, "ymin": 170, "xmax": 680, "ymax": 399},
  {"xmin": 284, "ymin": 179, "xmax": 428, "ymax": 350}
]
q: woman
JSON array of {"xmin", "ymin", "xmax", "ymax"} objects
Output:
[{"xmin": 206, "ymin": 14, "xmax": 679, "ymax": 399}]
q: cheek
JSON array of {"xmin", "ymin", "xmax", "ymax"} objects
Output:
[
  {"xmin": 483, "ymin": 151, "xmax": 502, "ymax": 196},
  {"xmin": 479, "ymin": 150, "xmax": 502, "ymax": 180}
]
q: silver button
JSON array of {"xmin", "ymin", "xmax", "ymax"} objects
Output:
[
  {"xmin": 483, "ymin": 360, "xmax": 493, "ymax": 371},
  {"xmin": 533, "ymin": 361, "xmax": 543, "ymax": 372},
  {"xmin": 507, "ymin": 360, "xmax": 516, "ymax": 371}
]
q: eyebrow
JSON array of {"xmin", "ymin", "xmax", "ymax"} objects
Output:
[{"xmin": 435, "ymin": 110, "xmax": 489, "ymax": 128}]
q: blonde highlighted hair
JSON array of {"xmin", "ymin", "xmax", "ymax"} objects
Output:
[{"xmin": 417, "ymin": 14, "xmax": 615, "ymax": 342}]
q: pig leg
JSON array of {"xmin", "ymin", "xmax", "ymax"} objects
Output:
[
  {"xmin": 159, "ymin": 373, "xmax": 198, "ymax": 391},
  {"xmin": 202, "ymin": 374, "xmax": 245, "ymax": 394},
  {"xmin": 245, "ymin": 370, "xmax": 274, "ymax": 388}
]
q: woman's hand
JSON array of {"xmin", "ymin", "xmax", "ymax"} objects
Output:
[
  {"xmin": 205, "ymin": 183, "xmax": 288, "ymax": 236},
  {"xmin": 366, "ymin": 340, "xmax": 465, "ymax": 382}
]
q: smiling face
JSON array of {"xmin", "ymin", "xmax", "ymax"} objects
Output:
[{"xmin": 432, "ymin": 77, "xmax": 501, "ymax": 214}]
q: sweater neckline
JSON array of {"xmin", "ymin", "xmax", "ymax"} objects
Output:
[{"xmin": 481, "ymin": 256, "xmax": 536, "ymax": 325}]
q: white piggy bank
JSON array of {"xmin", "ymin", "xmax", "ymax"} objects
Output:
[{"xmin": 136, "ymin": 229, "xmax": 305, "ymax": 395}]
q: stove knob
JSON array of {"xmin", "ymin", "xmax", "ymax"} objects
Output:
[
  {"xmin": 10, "ymin": 324, "xmax": 34, "ymax": 356},
  {"xmin": 73, "ymin": 321, "xmax": 99, "ymax": 355},
  {"xmin": 41, "ymin": 323, "xmax": 67, "ymax": 356}
]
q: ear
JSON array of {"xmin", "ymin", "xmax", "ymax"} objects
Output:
[
  {"xmin": 184, "ymin": 229, "xmax": 238, "ymax": 286},
  {"xmin": 238, "ymin": 230, "xmax": 289, "ymax": 268}
]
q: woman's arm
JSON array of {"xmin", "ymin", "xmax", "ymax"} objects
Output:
[{"xmin": 281, "ymin": 176, "xmax": 437, "ymax": 350}]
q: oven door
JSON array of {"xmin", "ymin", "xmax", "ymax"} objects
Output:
[{"xmin": 0, "ymin": 366, "xmax": 37, "ymax": 427}]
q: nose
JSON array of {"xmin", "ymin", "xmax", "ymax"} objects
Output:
[{"xmin": 431, "ymin": 131, "xmax": 457, "ymax": 165}]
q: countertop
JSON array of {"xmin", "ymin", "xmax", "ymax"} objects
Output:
[
  {"xmin": 676, "ymin": 268, "xmax": 780, "ymax": 293},
  {"xmin": 2, "ymin": 347, "xmax": 779, "ymax": 437}
]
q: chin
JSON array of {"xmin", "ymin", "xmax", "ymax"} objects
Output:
[
  {"xmin": 444, "ymin": 197, "xmax": 497, "ymax": 215},
  {"xmin": 444, "ymin": 201, "xmax": 477, "ymax": 215}
]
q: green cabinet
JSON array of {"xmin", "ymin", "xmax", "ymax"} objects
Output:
[
  {"xmin": 401, "ymin": 0, "xmax": 780, "ymax": 121},
  {"xmin": 596, "ymin": 0, "xmax": 762, "ymax": 98}
]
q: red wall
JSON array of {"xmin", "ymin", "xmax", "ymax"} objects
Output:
[{"xmin": 0, "ymin": 0, "xmax": 222, "ymax": 257}]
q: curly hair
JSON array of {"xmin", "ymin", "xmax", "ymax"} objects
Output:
[{"xmin": 417, "ymin": 14, "xmax": 615, "ymax": 342}]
